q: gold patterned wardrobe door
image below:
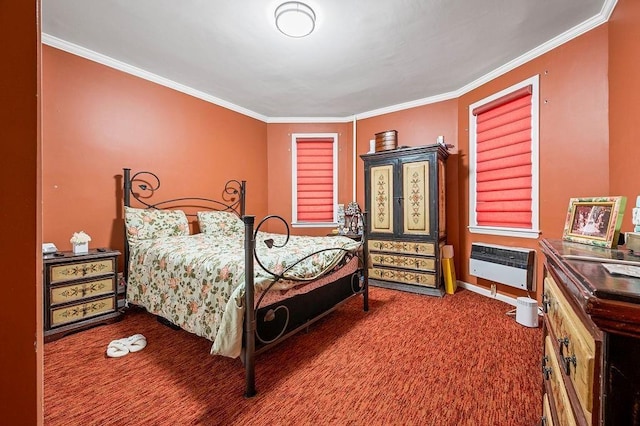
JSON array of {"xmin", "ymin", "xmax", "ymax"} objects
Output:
[
  {"xmin": 402, "ymin": 160, "xmax": 430, "ymax": 235},
  {"xmin": 370, "ymin": 164, "xmax": 394, "ymax": 234}
]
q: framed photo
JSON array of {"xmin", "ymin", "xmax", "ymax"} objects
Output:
[{"xmin": 562, "ymin": 196, "xmax": 627, "ymax": 248}]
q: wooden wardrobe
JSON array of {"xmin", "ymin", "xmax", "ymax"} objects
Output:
[{"xmin": 361, "ymin": 144, "xmax": 449, "ymax": 296}]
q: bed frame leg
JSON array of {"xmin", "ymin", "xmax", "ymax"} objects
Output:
[
  {"xmin": 243, "ymin": 215, "xmax": 257, "ymax": 398},
  {"xmin": 362, "ymin": 211, "xmax": 369, "ymax": 312}
]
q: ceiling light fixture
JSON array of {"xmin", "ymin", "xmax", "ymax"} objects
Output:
[{"xmin": 275, "ymin": 2, "xmax": 316, "ymax": 38}]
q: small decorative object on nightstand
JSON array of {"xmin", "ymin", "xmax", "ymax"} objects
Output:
[
  {"xmin": 43, "ymin": 249, "xmax": 121, "ymax": 342},
  {"xmin": 344, "ymin": 201, "xmax": 362, "ymax": 235},
  {"xmin": 70, "ymin": 231, "xmax": 91, "ymax": 254}
]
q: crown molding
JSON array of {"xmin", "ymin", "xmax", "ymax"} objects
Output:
[
  {"xmin": 354, "ymin": 90, "xmax": 459, "ymax": 120},
  {"xmin": 42, "ymin": 0, "xmax": 617, "ymax": 123},
  {"xmin": 266, "ymin": 116, "xmax": 355, "ymax": 124},
  {"xmin": 41, "ymin": 33, "xmax": 269, "ymax": 123}
]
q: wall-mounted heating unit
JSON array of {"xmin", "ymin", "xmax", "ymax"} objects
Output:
[{"xmin": 470, "ymin": 243, "xmax": 536, "ymax": 291}]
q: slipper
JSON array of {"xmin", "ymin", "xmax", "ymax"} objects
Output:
[
  {"xmin": 122, "ymin": 334, "xmax": 147, "ymax": 353},
  {"xmin": 106, "ymin": 340, "xmax": 130, "ymax": 358}
]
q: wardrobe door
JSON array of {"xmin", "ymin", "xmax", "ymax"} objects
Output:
[
  {"xmin": 369, "ymin": 163, "xmax": 395, "ymax": 235},
  {"xmin": 401, "ymin": 159, "xmax": 431, "ymax": 236}
]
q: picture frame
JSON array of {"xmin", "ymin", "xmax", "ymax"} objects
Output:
[{"xmin": 562, "ymin": 196, "xmax": 627, "ymax": 248}]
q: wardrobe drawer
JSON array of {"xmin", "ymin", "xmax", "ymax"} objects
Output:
[
  {"xmin": 49, "ymin": 258, "xmax": 115, "ymax": 284},
  {"xmin": 50, "ymin": 296, "xmax": 115, "ymax": 328},
  {"xmin": 50, "ymin": 277, "xmax": 116, "ymax": 305},
  {"xmin": 544, "ymin": 336, "xmax": 577, "ymax": 426},
  {"xmin": 368, "ymin": 239, "xmax": 435, "ymax": 256},
  {"xmin": 544, "ymin": 275, "xmax": 595, "ymax": 419},
  {"xmin": 369, "ymin": 252, "xmax": 435, "ymax": 272},
  {"xmin": 369, "ymin": 267, "xmax": 436, "ymax": 287}
]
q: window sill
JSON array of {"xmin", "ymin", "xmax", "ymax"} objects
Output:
[
  {"xmin": 291, "ymin": 222, "xmax": 338, "ymax": 228},
  {"xmin": 468, "ymin": 226, "xmax": 541, "ymax": 239}
]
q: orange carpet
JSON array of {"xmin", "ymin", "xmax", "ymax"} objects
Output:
[{"xmin": 44, "ymin": 287, "xmax": 542, "ymax": 425}]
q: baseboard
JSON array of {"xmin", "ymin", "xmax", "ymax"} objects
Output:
[{"xmin": 457, "ymin": 281, "xmax": 518, "ymax": 307}]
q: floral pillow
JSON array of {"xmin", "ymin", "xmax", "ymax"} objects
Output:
[
  {"xmin": 124, "ymin": 207, "xmax": 190, "ymax": 241},
  {"xmin": 197, "ymin": 211, "xmax": 243, "ymax": 237}
]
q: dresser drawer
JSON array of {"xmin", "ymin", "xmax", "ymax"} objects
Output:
[
  {"xmin": 544, "ymin": 336, "xmax": 577, "ymax": 426},
  {"xmin": 543, "ymin": 393, "xmax": 554, "ymax": 426},
  {"xmin": 49, "ymin": 258, "xmax": 115, "ymax": 284},
  {"xmin": 369, "ymin": 267, "xmax": 436, "ymax": 287},
  {"xmin": 544, "ymin": 275, "xmax": 595, "ymax": 420},
  {"xmin": 50, "ymin": 296, "xmax": 116, "ymax": 328},
  {"xmin": 370, "ymin": 252, "xmax": 435, "ymax": 272},
  {"xmin": 369, "ymin": 239, "xmax": 435, "ymax": 256},
  {"xmin": 50, "ymin": 277, "xmax": 116, "ymax": 305}
]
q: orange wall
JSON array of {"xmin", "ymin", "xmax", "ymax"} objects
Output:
[
  {"xmin": 267, "ymin": 122, "xmax": 354, "ymax": 236},
  {"xmin": 454, "ymin": 25, "xmax": 610, "ymax": 299},
  {"xmin": 1, "ymin": 1, "xmax": 42, "ymax": 423},
  {"xmin": 42, "ymin": 46, "xmax": 269, "ymax": 257},
  {"xmin": 609, "ymin": 0, "xmax": 640, "ymax": 221}
]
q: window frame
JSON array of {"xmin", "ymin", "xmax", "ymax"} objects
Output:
[
  {"xmin": 468, "ymin": 75, "xmax": 541, "ymax": 239},
  {"xmin": 291, "ymin": 132, "xmax": 338, "ymax": 228}
]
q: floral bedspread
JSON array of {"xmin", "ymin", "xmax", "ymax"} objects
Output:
[{"xmin": 126, "ymin": 232, "xmax": 360, "ymax": 358}]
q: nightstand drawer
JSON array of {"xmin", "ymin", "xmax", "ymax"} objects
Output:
[
  {"xmin": 370, "ymin": 252, "xmax": 435, "ymax": 271},
  {"xmin": 544, "ymin": 336, "xmax": 577, "ymax": 426},
  {"xmin": 50, "ymin": 258, "xmax": 115, "ymax": 284},
  {"xmin": 369, "ymin": 239, "xmax": 435, "ymax": 256},
  {"xmin": 50, "ymin": 277, "xmax": 116, "ymax": 305},
  {"xmin": 369, "ymin": 267, "xmax": 436, "ymax": 287},
  {"xmin": 544, "ymin": 275, "xmax": 595, "ymax": 418},
  {"xmin": 50, "ymin": 296, "xmax": 115, "ymax": 328}
]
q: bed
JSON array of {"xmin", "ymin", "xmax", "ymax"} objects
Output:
[{"xmin": 122, "ymin": 168, "xmax": 369, "ymax": 396}]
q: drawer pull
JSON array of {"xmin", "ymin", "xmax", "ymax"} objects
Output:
[
  {"xmin": 558, "ymin": 336, "xmax": 577, "ymax": 376},
  {"xmin": 563, "ymin": 354, "xmax": 577, "ymax": 375},
  {"xmin": 540, "ymin": 416, "xmax": 547, "ymax": 426},
  {"xmin": 558, "ymin": 336, "xmax": 569, "ymax": 351},
  {"xmin": 542, "ymin": 292, "xmax": 550, "ymax": 313},
  {"xmin": 542, "ymin": 355, "xmax": 552, "ymax": 380}
]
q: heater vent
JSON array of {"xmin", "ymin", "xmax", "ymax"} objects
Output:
[{"xmin": 470, "ymin": 243, "xmax": 535, "ymax": 290}]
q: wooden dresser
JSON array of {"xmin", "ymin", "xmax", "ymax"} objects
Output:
[
  {"xmin": 540, "ymin": 239, "xmax": 640, "ymax": 425},
  {"xmin": 43, "ymin": 249, "xmax": 121, "ymax": 342},
  {"xmin": 361, "ymin": 144, "xmax": 448, "ymax": 296}
]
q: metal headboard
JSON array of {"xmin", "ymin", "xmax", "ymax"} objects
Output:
[{"xmin": 122, "ymin": 168, "xmax": 246, "ymax": 281}]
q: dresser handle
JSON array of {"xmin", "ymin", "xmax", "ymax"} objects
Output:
[
  {"xmin": 558, "ymin": 337, "xmax": 576, "ymax": 375},
  {"xmin": 542, "ymin": 292, "xmax": 550, "ymax": 313},
  {"xmin": 558, "ymin": 336, "xmax": 569, "ymax": 352},
  {"xmin": 563, "ymin": 354, "xmax": 577, "ymax": 375},
  {"xmin": 541, "ymin": 355, "xmax": 552, "ymax": 380},
  {"xmin": 540, "ymin": 416, "xmax": 547, "ymax": 426}
]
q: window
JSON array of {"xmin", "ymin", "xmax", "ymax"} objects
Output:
[
  {"xmin": 469, "ymin": 75, "xmax": 540, "ymax": 238},
  {"xmin": 291, "ymin": 133, "xmax": 338, "ymax": 227}
]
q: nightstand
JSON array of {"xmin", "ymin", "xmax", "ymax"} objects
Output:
[{"xmin": 43, "ymin": 249, "xmax": 122, "ymax": 342}]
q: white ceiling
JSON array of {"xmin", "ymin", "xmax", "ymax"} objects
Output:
[{"xmin": 42, "ymin": 0, "xmax": 614, "ymax": 121}]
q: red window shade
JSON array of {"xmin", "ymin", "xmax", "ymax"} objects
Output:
[
  {"xmin": 474, "ymin": 86, "xmax": 533, "ymax": 229},
  {"xmin": 296, "ymin": 138, "xmax": 334, "ymax": 222}
]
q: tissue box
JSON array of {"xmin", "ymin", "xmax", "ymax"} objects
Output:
[{"xmin": 627, "ymin": 232, "xmax": 640, "ymax": 254}]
